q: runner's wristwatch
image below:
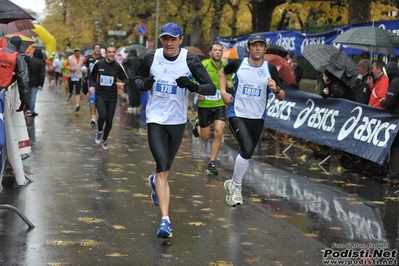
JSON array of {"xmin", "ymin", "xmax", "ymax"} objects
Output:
[{"xmin": 274, "ymin": 86, "xmax": 281, "ymax": 94}]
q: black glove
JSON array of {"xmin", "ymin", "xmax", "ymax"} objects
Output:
[
  {"xmin": 175, "ymin": 76, "xmax": 198, "ymax": 92},
  {"xmin": 16, "ymin": 101, "xmax": 27, "ymax": 112},
  {"xmin": 141, "ymin": 77, "xmax": 155, "ymax": 91}
]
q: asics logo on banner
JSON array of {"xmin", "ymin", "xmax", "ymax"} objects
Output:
[
  {"xmin": 275, "ymin": 34, "xmax": 295, "ymax": 50},
  {"xmin": 300, "ymin": 36, "xmax": 326, "ymax": 53},
  {"xmin": 293, "ymin": 99, "xmax": 339, "ymax": 132},
  {"xmin": 338, "ymin": 106, "xmax": 397, "ymax": 147},
  {"xmin": 378, "ymin": 23, "xmax": 399, "ymax": 35},
  {"xmin": 267, "ymin": 94, "xmax": 296, "ymax": 121}
]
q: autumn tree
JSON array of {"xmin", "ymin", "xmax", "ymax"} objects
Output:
[
  {"xmin": 40, "ymin": 0, "xmax": 399, "ymax": 52},
  {"xmin": 249, "ymin": 0, "xmax": 286, "ymax": 33},
  {"xmin": 348, "ymin": 0, "xmax": 371, "ymax": 23}
]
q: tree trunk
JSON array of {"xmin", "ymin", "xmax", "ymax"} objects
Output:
[
  {"xmin": 209, "ymin": 1, "xmax": 226, "ymax": 44},
  {"xmin": 250, "ymin": 0, "xmax": 285, "ymax": 33},
  {"xmin": 348, "ymin": 0, "xmax": 371, "ymax": 23},
  {"xmin": 189, "ymin": 0, "xmax": 204, "ymax": 46}
]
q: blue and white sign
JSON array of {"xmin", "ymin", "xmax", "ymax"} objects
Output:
[
  {"xmin": 217, "ymin": 20, "xmax": 399, "ymax": 56},
  {"xmin": 135, "ymin": 23, "xmax": 148, "ymax": 36}
]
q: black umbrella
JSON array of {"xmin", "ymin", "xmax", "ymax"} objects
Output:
[
  {"xmin": 128, "ymin": 43, "xmax": 148, "ymax": 58},
  {"xmin": 333, "ymin": 26, "xmax": 399, "ymax": 55},
  {"xmin": 303, "ymin": 43, "xmax": 358, "ymax": 87},
  {"xmin": 0, "ymin": 0, "xmax": 36, "ymax": 24},
  {"xmin": 266, "ymin": 43, "xmax": 288, "ymax": 58}
]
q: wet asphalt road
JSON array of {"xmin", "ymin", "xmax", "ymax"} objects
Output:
[{"xmin": 0, "ymin": 82, "xmax": 398, "ymax": 266}]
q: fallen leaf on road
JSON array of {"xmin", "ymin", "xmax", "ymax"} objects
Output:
[
  {"xmin": 78, "ymin": 217, "xmax": 103, "ymax": 224},
  {"xmin": 80, "ymin": 239, "xmax": 102, "ymax": 247},
  {"xmin": 272, "ymin": 214, "xmax": 289, "ymax": 219},
  {"xmin": 47, "ymin": 240, "xmax": 74, "ymax": 246},
  {"xmin": 105, "ymin": 253, "xmax": 128, "ymax": 257},
  {"xmin": 111, "ymin": 225, "xmax": 126, "ymax": 230},
  {"xmin": 207, "ymin": 260, "xmax": 233, "ymax": 266},
  {"xmin": 132, "ymin": 193, "xmax": 148, "ymax": 198},
  {"xmin": 304, "ymin": 232, "xmax": 318, "ymax": 237},
  {"xmin": 189, "ymin": 221, "xmax": 205, "ymax": 226},
  {"xmin": 244, "ymin": 257, "xmax": 260, "ymax": 263}
]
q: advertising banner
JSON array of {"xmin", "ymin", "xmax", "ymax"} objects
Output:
[
  {"xmin": 217, "ymin": 20, "xmax": 399, "ymax": 56},
  {"xmin": 265, "ymin": 90, "xmax": 399, "ymax": 165}
]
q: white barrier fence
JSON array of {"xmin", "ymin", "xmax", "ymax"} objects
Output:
[{"xmin": 1, "ymin": 81, "xmax": 32, "ymax": 187}]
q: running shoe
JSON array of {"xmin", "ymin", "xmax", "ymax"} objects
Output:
[
  {"xmin": 224, "ymin": 180, "xmax": 235, "ymax": 206},
  {"xmin": 95, "ymin": 131, "xmax": 102, "ymax": 145},
  {"xmin": 224, "ymin": 180, "xmax": 243, "ymax": 206},
  {"xmin": 66, "ymin": 93, "xmax": 72, "ymax": 101},
  {"xmin": 148, "ymin": 174, "xmax": 158, "ymax": 206},
  {"xmin": 157, "ymin": 219, "xmax": 172, "ymax": 238},
  {"xmin": 232, "ymin": 186, "xmax": 243, "ymax": 205},
  {"xmin": 75, "ymin": 105, "xmax": 80, "ymax": 111},
  {"xmin": 101, "ymin": 140, "xmax": 109, "ymax": 151},
  {"xmin": 192, "ymin": 119, "xmax": 199, "ymax": 137},
  {"xmin": 90, "ymin": 118, "xmax": 96, "ymax": 124},
  {"xmin": 206, "ymin": 161, "xmax": 218, "ymax": 175}
]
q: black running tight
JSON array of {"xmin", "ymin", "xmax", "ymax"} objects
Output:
[{"xmin": 96, "ymin": 96, "xmax": 117, "ymax": 141}]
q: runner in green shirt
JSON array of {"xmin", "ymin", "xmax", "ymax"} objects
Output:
[{"xmin": 193, "ymin": 43, "xmax": 234, "ymax": 175}]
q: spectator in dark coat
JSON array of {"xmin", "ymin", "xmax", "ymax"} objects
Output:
[
  {"xmin": 320, "ymin": 69, "xmax": 354, "ymax": 100},
  {"xmin": 353, "ymin": 59, "xmax": 371, "ymax": 105},
  {"xmin": 381, "ymin": 62, "xmax": 399, "ymax": 112},
  {"xmin": 27, "ymin": 49, "xmax": 46, "ymax": 116},
  {"xmin": 123, "ymin": 48, "xmax": 142, "ymax": 114},
  {"xmin": 380, "ymin": 62, "xmax": 399, "ymax": 182},
  {"xmin": 290, "ymin": 55, "xmax": 302, "ymax": 90}
]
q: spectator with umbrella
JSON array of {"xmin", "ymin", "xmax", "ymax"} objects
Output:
[
  {"xmin": 320, "ymin": 69, "xmax": 354, "ymax": 100},
  {"xmin": 0, "ymin": 35, "xmax": 28, "ymax": 111},
  {"xmin": 353, "ymin": 59, "xmax": 371, "ymax": 105}
]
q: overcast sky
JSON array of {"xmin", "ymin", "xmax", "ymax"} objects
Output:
[{"xmin": 11, "ymin": 0, "xmax": 45, "ymax": 14}]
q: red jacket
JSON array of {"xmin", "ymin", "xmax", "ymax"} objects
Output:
[
  {"xmin": 0, "ymin": 48, "xmax": 17, "ymax": 88},
  {"xmin": 369, "ymin": 73, "xmax": 389, "ymax": 108}
]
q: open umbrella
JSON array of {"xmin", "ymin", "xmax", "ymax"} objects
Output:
[
  {"xmin": 84, "ymin": 49, "xmax": 93, "ymax": 56},
  {"xmin": 0, "ymin": 19, "xmax": 34, "ymax": 33},
  {"xmin": 0, "ymin": 33, "xmax": 36, "ymax": 53},
  {"xmin": 0, "ymin": 0, "xmax": 36, "ymax": 24},
  {"xmin": 128, "ymin": 43, "xmax": 148, "ymax": 58},
  {"xmin": 263, "ymin": 54, "xmax": 296, "ymax": 84},
  {"xmin": 266, "ymin": 43, "xmax": 288, "ymax": 58},
  {"xmin": 184, "ymin": 46, "xmax": 205, "ymax": 57},
  {"xmin": 333, "ymin": 26, "xmax": 399, "ymax": 55},
  {"xmin": 302, "ymin": 43, "xmax": 358, "ymax": 87},
  {"xmin": 222, "ymin": 48, "xmax": 239, "ymax": 59}
]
